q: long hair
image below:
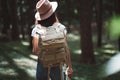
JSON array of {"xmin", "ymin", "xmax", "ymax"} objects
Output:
[{"xmin": 38, "ymin": 12, "xmax": 57, "ymax": 27}]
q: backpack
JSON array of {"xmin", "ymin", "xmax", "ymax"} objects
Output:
[{"xmin": 37, "ymin": 23, "xmax": 69, "ymax": 68}]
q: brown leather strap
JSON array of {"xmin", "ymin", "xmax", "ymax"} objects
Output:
[
  {"xmin": 48, "ymin": 66, "xmax": 51, "ymax": 80},
  {"xmin": 60, "ymin": 63, "xmax": 64, "ymax": 80}
]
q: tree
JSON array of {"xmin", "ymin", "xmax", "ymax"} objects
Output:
[
  {"xmin": 9, "ymin": 0, "xmax": 19, "ymax": 40},
  {"xmin": 115, "ymin": 0, "xmax": 120, "ymax": 51},
  {"xmin": 1, "ymin": 0, "xmax": 10, "ymax": 35},
  {"xmin": 65, "ymin": 0, "xmax": 72, "ymax": 32},
  {"xmin": 19, "ymin": 0, "xmax": 26, "ymax": 40},
  {"xmin": 27, "ymin": 0, "xmax": 36, "ymax": 49},
  {"xmin": 96, "ymin": 0, "xmax": 103, "ymax": 47},
  {"xmin": 78, "ymin": 0, "xmax": 96, "ymax": 64}
]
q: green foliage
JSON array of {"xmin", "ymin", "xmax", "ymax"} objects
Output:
[{"xmin": 109, "ymin": 16, "xmax": 120, "ymax": 39}]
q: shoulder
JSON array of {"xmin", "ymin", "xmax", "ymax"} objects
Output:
[
  {"xmin": 53, "ymin": 22, "xmax": 66, "ymax": 29},
  {"xmin": 53, "ymin": 22, "xmax": 67, "ymax": 34},
  {"xmin": 31, "ymin": 24, "xmax": 44, "ymax": 38},
  {"xmin": 33, "ymin": 24, "xmax": 41, "ymax": 30},
  {"xmin": 32, "ymin": 24, "xmax": 43, "ymax": 33}
]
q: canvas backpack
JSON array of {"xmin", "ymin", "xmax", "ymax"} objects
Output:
[{"xmin": 37, "ymin": 23, "xmax": 69, "ymax": 68}]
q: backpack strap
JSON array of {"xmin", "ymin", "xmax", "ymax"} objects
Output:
[
  {"xmin": 48, "ymin": 66, "xmax": 51, "ymax": 80},
  {"xmin": 60, "ymin": 63, "xmax": 63, "ymax": 80}
]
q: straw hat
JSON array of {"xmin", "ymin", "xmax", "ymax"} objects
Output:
[{"xmin": 35, "ymin": 0, "xmax": 58, "ymax": 20}]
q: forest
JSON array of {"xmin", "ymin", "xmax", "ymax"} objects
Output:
[{"xmin": 0, "ymin": 0, "xmax": 120, "ymax": 80}]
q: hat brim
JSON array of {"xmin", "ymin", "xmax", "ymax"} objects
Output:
[{"xmin": 35, "ymin": 2, "xmax": 58, "ymax": 21}]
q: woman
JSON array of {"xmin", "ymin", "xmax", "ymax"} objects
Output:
[{"xmin": 31, "ymin": 0, "xmax": 73, "ymax": 80}]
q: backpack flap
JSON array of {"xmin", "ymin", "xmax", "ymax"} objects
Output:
[
  {"xmin": 40, "ymin": 48, "xmax": 67, "ymax": 67},
  {"xmin": 41, "ymin": 26, "xmax": 66, "ymax": 50}
]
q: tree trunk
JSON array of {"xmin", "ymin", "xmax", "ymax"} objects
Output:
[
  {"xmin": 9, "ymin": 0, "xmax": 19, "ymax": 41},
  {"xmin": 1, "ymin": 0, "xmax": 10, "ymax": 35},
  {"xmin": 27, "ymin": 0, "xmax": 36, "ymax": 49},
  {"xmin": 96, "ymin": 0, "xmax": 103, "ymax": 47},
  {"xmin": 79, "ymin": 0, "xmax": 96, "ymax": 64},
  {"xmin": 19, "ymin": 5, "xmax": 26, "ymax": 40},
  {"xmin": 115, "ymin": 0, "xmax": 120, "ymax": 51},
  {"xmin": 65, "ymin": 0, "xmax": 72, "ymax": 33}
]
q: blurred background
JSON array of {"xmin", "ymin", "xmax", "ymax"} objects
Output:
[{"xmin": 0, "ymin": 0, "xmax": 120, "ymax": 80}]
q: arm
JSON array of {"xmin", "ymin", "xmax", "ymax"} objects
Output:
[
  {"xmin": 65, "ymin": 39, "xmax": 73, "ymax": 77},
  {"xmin": 66, "ymin": 49, "xmax": 72, "ymax": 68},
  {"xmin": 32, "ymin": 19, "xmax": 40, "ymax": 55},
  {"xmin": 32, "ymin": 37, "xmax": 39, "ymax": 55},
  {"xmin": 56, "ymin": 23, "xmax": 73, "ymax": 77}
]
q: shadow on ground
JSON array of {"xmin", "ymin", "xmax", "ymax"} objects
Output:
[
  {"xmin": 0, "ymin": 41, "xmax": 37, "ymax": 80},
  {"xmin": 0, "ymin": 40, "xmax": 120, "ymax": 80}
]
